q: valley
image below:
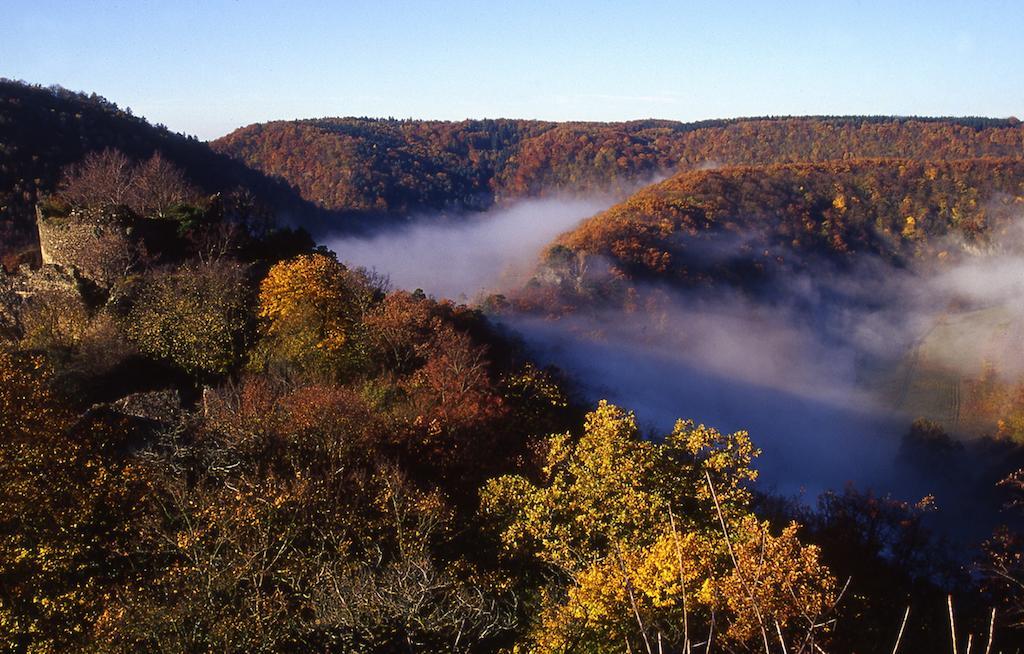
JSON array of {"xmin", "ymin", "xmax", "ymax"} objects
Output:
[{"xmin": 3, "ymin": 78, "xmax": 1024, "ymax": 652}]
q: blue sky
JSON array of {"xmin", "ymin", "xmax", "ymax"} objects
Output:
[{"xmin": 3, "ymin": 0, "xmax": 1022, "ymax": 140}]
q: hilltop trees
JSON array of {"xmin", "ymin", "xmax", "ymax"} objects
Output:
[
  {"xmin": 210, "ymin": 118, "xmax": 553, "ymax": 214},
  {"xmin": 530, "ymin": 159, "xmax": 1024, "ymax": 300},
  {"xmin": 212, "ymin": 116, "xmax": 1024, "ymax": 216}
]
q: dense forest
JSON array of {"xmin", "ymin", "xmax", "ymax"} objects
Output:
[
  {"xmin": 4, "ymin": 79, "xmax": 1024, "ymax": 652},
  {"xmin": 211, "ymin": 118, "xmax": 554, "ymax": 214},
  {"xmin": 213, "ymin": 115, "xmax": 1024, "ymax": 215},
  {"xmin": 5, "ymin": 77, "xmax": 1024, "ymax": 249},
  {"xmin": 541, "ymin": 158, "xmax": 1024, "ymax": 288}
]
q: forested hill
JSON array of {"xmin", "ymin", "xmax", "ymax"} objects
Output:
[
  {"xmin": 212, "ymin": 115, "xmax": 1024, "ymax": 215},
  {"xmin": 212, "ymin": 118, "xmax": 556, "ymax": 214},
  {"xmin": 0, "ymin": 80, "xmax": 317, "ymax": 260},
  {"xmin": 5, "ymin": 77, "xmax": 1022, "ymax": 249},
  {"xmin": 517, "ymin": 158, "xmax": 1024, "ymax": 303},
  {"xmin": 6, "ymin": 77, "xmax": 1024, "ymax": 267}
]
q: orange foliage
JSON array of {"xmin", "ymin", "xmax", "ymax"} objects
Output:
[
  {"xmin": 557, "ymin": 158, "xmax": 1024, "ymax": 285},
  {"xmin": 213, "ymin": 116, "xmax": 1024, "ymax": 215}
]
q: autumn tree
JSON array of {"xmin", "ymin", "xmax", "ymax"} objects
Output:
[
  {"xmin": 17, "ymin": 289, "xmax": 91, "ymax": 353},
  {"xmin": 94, "ymin": 368, "xmax": 515, "ymax": 652},
  {"xmin": 254, "ymin": 253, "xmax": 379, "ymax": 379},
  {"xmin": 58, "ymin": 149, "xmax": 200, "ymax": 218},
  {"xmin": 498, "ymin": 362, "xmax": 571, "ymax": 439},
  {"xmin": 982, "ymin": 470, "xmax": 1024, "ymax": 635},
  {"xmin": 481, "ymin": 401, "xmax": 835, "ymax": 652},
  {"xmin": 784, "ymin": 485, "xmax": 967, "ymax": 652},
  {"xmin": 310, "ymin": 470, "xmax": 517, "ymax": 652},
  {"xmin": 58, "ymin": 148, "xmax": 135, "ymax": 208},
  {"xmin": 364, "ymin": 290, "xmax": 436, "ymax": 374},
  {"xmin": 0, "ymin": 350, "xmax": 150, "ymax": 653},
  {"xmin": 406, "ymin": 321, "xmax": 497, "ymax": 427},
  {"xmin": 128, "ymin": 152, "xmax": 200, "ymax": 218}
]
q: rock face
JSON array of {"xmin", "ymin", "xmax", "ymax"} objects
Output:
[{"xmin": 36, "ymin": 205, "xmax": 137, "ymax": 288}]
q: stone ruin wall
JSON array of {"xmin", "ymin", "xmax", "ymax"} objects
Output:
[{"xmin": 35, "ymin": 205, "xmax": 135, "ymax": 288}]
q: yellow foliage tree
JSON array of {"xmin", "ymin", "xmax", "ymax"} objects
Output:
[
  {"xmin": 254, "ymin": 253, "xmax": 377, "ymax": 377},
  {"xmin": 481, "ymin": 400, "xmax": 835, "ymax": 652},
  {"xmin": 483, "ymin": 401, "xmax": 665, "ymax": 572}
]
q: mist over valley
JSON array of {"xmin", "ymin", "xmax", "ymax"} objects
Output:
[{"xmin": 323, "ymin": 188, "xmax": 1024, "ymax": 517}]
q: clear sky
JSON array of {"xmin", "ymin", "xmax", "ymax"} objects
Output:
[{"xmin": 3, "ymin": 0, "xmax": 1022, "ymax": 140}]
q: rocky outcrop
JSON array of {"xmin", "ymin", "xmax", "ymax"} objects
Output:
[
  {"xmin": 111, "ymin": 389, "xmax": 182, "ymax": 424},
  {"xmin": 0, "ymin": 263, "xmax": 91, "ymax": 341}
]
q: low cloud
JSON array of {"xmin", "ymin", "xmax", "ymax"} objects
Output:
[{"xmin": 325, "ymin": 197, "xmax": 611, "ymax": 301}]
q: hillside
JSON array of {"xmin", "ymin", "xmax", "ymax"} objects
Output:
[
  {"xmin": 211, "ymin": 118, "xmax": 554, "ymax": 214},
  {"xmin": 541, "ymin": 158, "xmax": 1024, "ymax": 289},
  {"xmin": 8, "ymin": 80, "xmax": 1022, "ymax": 250},
  {"xmin": 0, "ymin": 80, "xmax": 315, "ymax": 264},
  {"xmin": 213, "ymin": 116, "xmax": 1024, "ymax": 215}
]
